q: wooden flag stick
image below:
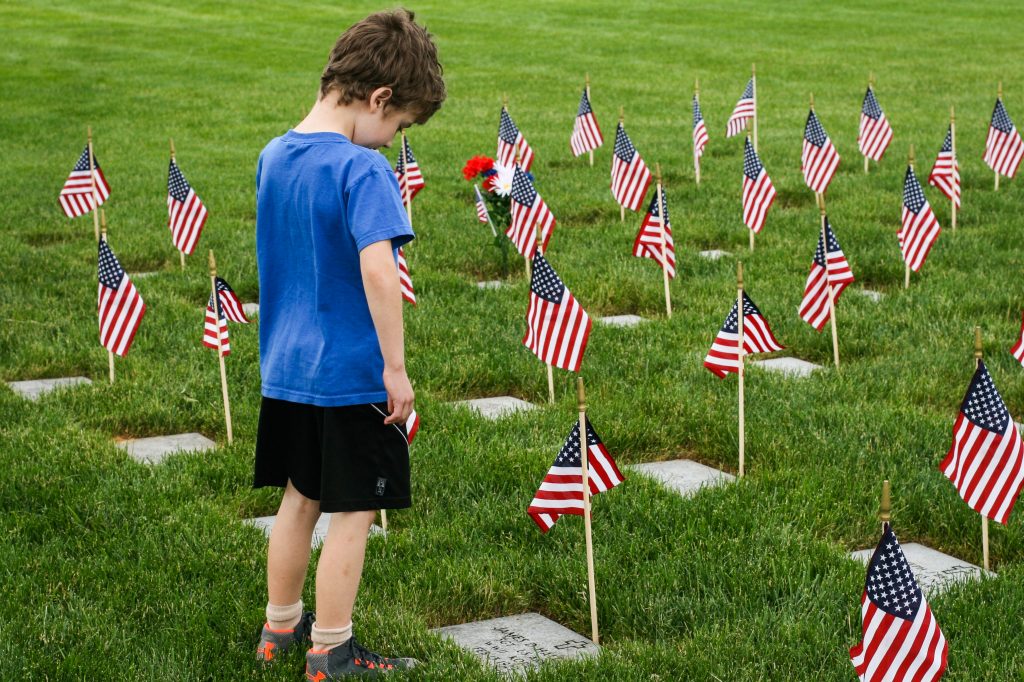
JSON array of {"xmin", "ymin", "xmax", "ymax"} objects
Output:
[
  {"xmin": 401, "ymin": 130, "xmax": 412, "ymax": 227},
  {"xmin": 950, "ymin": 106, "xmax": 957, "ymax": 230},
  {"xmin": 209, "ymin": 250, "xmax": 234, "ymax": 445},
  {"xmin": 170, "ymin": 139, "xmax": 186, "ymax": 270},
  {"xmin": 995, "ymin": 83, "xmax": 1002, "ymax": 191},
  {"xmin": 819, "ymin": 197, "xmax": 840, "ymax": 368},
  {"xmin": 619, "ymin": 108, "xmax": 626, "ymax": 222},
  {"xmin": 586, "ymin": 74, "xmax": 594, "ymax": 167},
  {"xmin": 88, "ymin": 127, "xmax": 100, "ymax": 242},
  {"xmin": 879, "ymin": 479, "xmax": 891, "ymax": 532},
  {"xmin": 905, "ymin": 146, "xmax": 915, "ymax": 289},
  {"xmin": 751, "ymin": 63, "xmax": 758, "ymax": 154},
  {"xmin": 737, "ymin": 261, "xmax": 746, "ymax": 478},
  {"xmin": 577, "ymin": 376, "xmax": 600, "ymax": 644},
  {"xmin": 101, "ymin": 210, "xmax": 115, "ymax": 384},
  {"xmin": 975, "ymin": 326, "xmax": 990, "ymax": 571},
  {"xmin": 694, "ymin": 78, "xmax": 701, "ymax": 187},
  {"xmin": 380, "ymin": 509, "xmax": 388, "ymax": 532},
  {"xmin": 655, "ymin": 164, "xmax": 672, "ymax": 318}
]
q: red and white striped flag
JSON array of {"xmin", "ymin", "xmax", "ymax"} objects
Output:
[
  {"xmin": 60, "ymin": 145, "xmax": 110, "ymax": 218},
  {"xmin": 611, "ymin": 122, "xmax": 652, "ymax": 211},
  {"xmin": 570, "ymin": 87, "xmax": 603, "ymax": 156},
  {"xmin": 473, "ymin": 185, "xmax": 490, "ymax": 224},
  {"xmin": 405, "ymin": 410, "xmax": 420, "ymax": 444},
  {"xmin": 726, "ymin": 78, "xmax": 754, "ymax": 138},
  {"xmin": 394, "ymin": 136, "xmax": 425, "ymax": 207},
  {"xmin": 704, "ymin": 291, "xmax": 784, "ymax": 378},
  {"xmin": 899, "ymin": 165, "xmax": 941, "ymax": 273},
  {"xmin": 798, "ymin": 217, "xmax": 855, "ymax": 331},
  {"xmin": 397, "ymin": 247, "xmax": 416, "ymax": 305},
  {"xmin": 508, "ymin": 166, "xmax": 555, "ymax": 259},
  {"xmin": 203, "ymin": 276, "xmax": 249, "ymax": 357},
  {"xmin": 1011, "ymin": 313, "xmax": 1024, "ymax": 366},
  {"xmin": 168, "ymin": 157, "xmax": 208, "ymax": 255},
  {"xmin": 928, "ymin": 126, "xmax": 961, "ymax": 208},
  {"xmin": 523, "ymin": 252, "xmax": 591, "ymax": 372},
  {"xmin": 742, "ymin": 137, "xmax": 776, "ymax": 234},
  {"xmin": 693, "ymin": 95, "xmax": 709, "ymax": 162},
  {"xmin": 632, "ymin": 188, "xmax": 676, "ymax": 278},
  {"xmin": 984, "ymin": 99, "xmax": 1024, "ymax": 178},
  {"xmin": 98, "ymin": 239, "xmax": 145, "ymax": 357},
  {"xmin": 858, "ymin": 87, "xmax": 893, "ymax": 162},
  {"xmin": 849, "ymin": 523, "xmax": 948, "ymax": 682},
  {"xmin": 498, "ymin": 108, "xmax": 533, "ymax": 171},
  {"xmin": 802, "ymin": 109, "xmax": 840, "ymax": 194},
  {"xmin": 940, "ymin": 360, "xmax": 1024, "ymax": 525},
  {"xmin": 527, "ymin": 418, "xmax": 624, "ymax": 533}
]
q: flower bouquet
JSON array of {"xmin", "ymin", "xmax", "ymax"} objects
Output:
[{"xmin": 462, "ymin": 155, "xmax": 524, "ymax": 277}]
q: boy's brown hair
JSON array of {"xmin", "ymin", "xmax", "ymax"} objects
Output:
[{"xmin": 320, "ymin": 9, "xmax": 446, "ymax": 124}]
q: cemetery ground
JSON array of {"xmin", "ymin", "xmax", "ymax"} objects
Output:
[{"xmin": 3, "ymin": 0, "xmax": 1024, "ymax": 679}]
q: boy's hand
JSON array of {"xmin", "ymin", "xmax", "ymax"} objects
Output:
[{"xmin": 383, "ymin": 366, "xmax": 414, "ymax": 424}]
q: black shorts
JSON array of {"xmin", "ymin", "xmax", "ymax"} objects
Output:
[{"xmin": 253, "ymin": 397, "xmax": 411, "ymax": 512}]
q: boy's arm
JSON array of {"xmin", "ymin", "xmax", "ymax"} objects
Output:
[{"xmin": 360, "ymin": 240, "xmax": 414, "ymax": 425}]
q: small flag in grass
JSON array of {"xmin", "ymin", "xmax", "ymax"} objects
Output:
[
  {"xmin": 798, "ymin": 217, "xmax": 854, "ymax": 331},
  {"xmin": 571, "ymin": 87, "xmax": 603, "ymax": 157},
  {"xmin": 858, "ymin": 86, "xmax": 894, "ymax": 162},
  {"xmin": 203, "ymin": 276, "xmax": 248, "ymax": 356},
  {"xmin": 704, "ymin": 292, "xmax": 783, "ymax": 378},
  {"xmin": 849, "ymin": 523, "xmax": 948, "ymax": 682},
  {"xmin": 928, "ymin": 126, "xmax": 961, "ymax": 208},
  {"xmin": 509, "ymin": 166, "xmax": 555, "ymax": 258},
  {"xmin": 899, "ymin": 165, "xmax": 941, "ymax": 273},
  {"xmin": 397, "ymin": 247, "xmax": 416, "ymax": 305},
  {"xmin": 523, "ymin": 252, "xmax": 591, "ymax": 372},
  {"xmin": 726, "ymin": 79, "xmax": 755, "ymax": 138},
  {"xmin": 611, "ymin": 122, "xmax": 652, "ymax": 211},
  {"xmin": 98, "ymin": 239, "xmax": 145, "ymax": 357},
  {"xmin": 168, "ymin": 157, "xmax": 208, "ymax": 255},
  {"xmin": 60, "ymin": 146, "xmax": 109, "ymax": 218},
  {"xmin": 632, "ymin": 188, "xmax": 676, "ymax": 278},
  {"xmin": 742, "ymin": 137, "xmax": 776, "ymax": 235},
  {"xmin": 939, "ymin": 360, "xmax": 1024, "ymax": 524},
  {"xmin": 498, "ymin": 108, "xmax": 533, "ymax": 171},
  {"xmin": 692, "ymin": 95, "xmax": 709, "ymax": 162},
  {"xmin": 394, "ymin": 136, "xmax": 424, "ymax": 207},
  {"xmin": 528, "ymin": 418, "xmax": 624, "ymax": 532},
  {"xmin": 474, "ymin": 185, "xmax": 490, "ymax": 224},
  {"xmin": 802, "ymin": 109, "xmax": 840, "ymax": 194},
  {"xmin": 1011, "ymin": 314, "xmax": 1024, "ymax": 366},
  {"xmin": 984, "ymin": 99, "xmax": 1024, "ymax": 178}
]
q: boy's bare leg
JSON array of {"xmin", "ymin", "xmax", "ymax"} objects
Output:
[
  {"xmin": 267, "ymin": 480, "xmax": 321, "ymax": 606},
  {"xmin": 314, "ymin": 509, "xmax": 377, "ymax": 628}
]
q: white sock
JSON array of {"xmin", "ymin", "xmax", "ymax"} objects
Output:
[
  {"xmin": 265, "ymin": 600, "xmax": 303, "ymax": 631},
  {"xmin": 311, "ymin": 621, "xmax": 354, "ymax": 651}
]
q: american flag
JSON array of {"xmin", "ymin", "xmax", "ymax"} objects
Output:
[
  {"xmin": 858, "ymin": 87, "xmax": 893, "ymax": 162},
  {"xmin": 692, "ymin": 95, "xmax": 709, "ymax": 161},
  {"xmin": 610, "ymin": 122, "xmax": 652, "ymax": 211},
  {"xmin": 849, "ymin": 523, "xmax": 948, "ymax": 682},
  {"xmin": 704, "ymin": 291, "xmax": 784, "ymax": 378},
  {"xmin": 632, "ymin": 188, "xmax": 676, "ymax": 278},
  {"xmin": 523, "ymin": 252, "xmax": 591, "ymax": 372},
  {"xmin": 570, "ymin": 87, "xmax": 603, "ymax": 156},
  {"xmin": 397, "ymin": 247, "xmax": 416, "ymax": 305},
  {"xmin": 60, "ymin": 146, "xmax": 110, "ymax": 218},
  {"xmin": 474, "ymin": 184, "xmax": 490, "ymax": 224},
  {"xmin": 98, "ymin": 239, "xmax": 145, "ymax": 357},
  {"xmin": 798, "ymin": 217, "xmax": 855, "ymax": 331},
  {"xmin": 203, "ymin": 276, "xmax": 248, "ymax": 356},
  {"xmin": 983, "ymin": 99, "xmax": 1024, "ymax": 178},
  {"xmin": 527, "ymin": 418, "xmax": 624, "ymax": 533},
  {"xmin": 802, "ymin": 109, "xmax": 840, "ymax": 194},
  {"xmin": 1012, "ymin": 313, "xmax": 1024, "ymax": 366},
  {"xmin": 167, "ymin": 158, "xmax": 208, "ymax": 255},
  {"xmin": 406, "ymin": 410, "xmax": 420, "ymax": 444},
  {"xmin": 928, "ymin": 126, "xmax": 961, "ymax": 208},
  {"xmin": 508, "ymin": 166, "xmax": 555, "ymax": 259},
  {"xmin": 498, "ymin": 108, "xmax": 533, "ymax": 171},
  {"xmin": 726, "ymin": 78, "xmax": 754, "ymax": 138},
  {"xmin": 394, "ymin": 136, "xmax": 425, "ymax": 207},
  {"xmin": 742, "ymin": 137, "xmax": 776, "ymax": 234},
  {"xmin": 940, "ymin": 360, "xmax": 1024, "ymax": 525},
  {"xmin": 899, "ymin": 165, "xmax": 941, "ymax": 273}
]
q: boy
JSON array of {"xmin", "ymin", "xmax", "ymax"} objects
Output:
[{"xmin": 251, "ymin": 9, "xmax": 444, "ymax": 678}]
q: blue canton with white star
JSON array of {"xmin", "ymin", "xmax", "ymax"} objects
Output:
[
  {"xmin": 396, "ymin": 138, "xmax": 416, "ymax": 173},
  {"xmin": 73, "ymin": 146, "xmax": 97, "ymax": 172},
  {"xmin": 743, "ymin": 138, "xmax": 763, "ymax": 180},
  {"xmin": 168, "ymin": 160, "xmax": 192, "ymax": 203},
  {"xmin": 813, "ymin": 219, "xmax": 842, "ymax": 267},
  {"xmin": 511, "ymin": 167, "xmax": 538, "ymax": 208},
  {"xmin": 208, "ymin": 291, "xmax": 225, "ymax": 320},
  {"xmin": 530, "ymin": 253, "xmax": 565, "ymax": 303},
  {"xmin": 805, "ymin": 110, "xmax": 829, "ymax": 148},
  {"xmin": 862, "ymin": 87, "xmax": 884, "ymax": 120},
  {"xmin": 499, "ymin": 109, "xmax": 520, "ymax": 145},
  {"xmin": 961, "ymin": 360, "xmax": 1010, "ymax": 433},
  {"xmin": 98, "ymin": 240, "xmax": 125, "ymax": 290},
  {"xmin": 940, "ymin": 127, "xmax": 953, "ymax": 153},
  {"xmin": 865, "ymin": 524, "xmax": 922, "ymax": 620},
  {"xmin": 577, "ymin": 90, "xmax": 592, "ymax": 117},
  {"xmin": 739, "ymin": 78, "xmax": 753, "ymax": 100},
  {"xmin": 720, "ymin": 292, "xmax": 763, "ymax": 333},
  {"xmin": 692, "ymin": 96, "xmax": 704, "ymax": 126},
  {"xmin": 614, "ymin": 124, "xmax": 636, "ymax": 163},
  {"xmin": 554, "ymin": 420, "xmax": 603, "ymax": 467},
  {"xmin": 646, "ymin": 189, "xmax": 670, "ymax": 225},
  {"xmin": 903, "ymin": 167, "xmax": 927, "ymax": 213},
  {"xmin": 992, "ymin": 100, "xmax": 1016, "ymax": 134}
]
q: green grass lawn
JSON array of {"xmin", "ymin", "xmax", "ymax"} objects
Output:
[{"xmin": 4, "ymin": 0, "xmax": 1024, "ymax": 679}]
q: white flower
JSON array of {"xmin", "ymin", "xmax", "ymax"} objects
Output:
[{"xmin": 490, "ymin": 163, "xmax": 514, "ymax": 197}]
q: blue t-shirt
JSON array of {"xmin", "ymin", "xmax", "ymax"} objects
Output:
[{"xmin": 255, "ymin": 130, "xmax": 413, "ymax": 406}]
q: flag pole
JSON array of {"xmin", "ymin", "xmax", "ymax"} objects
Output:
[
  {"xmin": 905, "ymin": 145, "xmax": 914, "ymax": 290},
  {"xmin": 694, "ymin": 78, "xmax": 701, "ymax": 187},
  {"xmin": 950, "ymin": 106, "xmax": 957, "ymax": 230},
  {"xmin": 209, "ymin": 250, "xmax": 234, "ymax": 445},
  {"xmin": 100, "ymin": 210, "xmax": 115, "ymax": 384},
  {"xmin": 975, "ymin": 326, "xmax": 989, "ymax": 571},
  {"xmin": 751, "ymin": 63, "xmax": 758, "ymax": 154},
  {"xmin": 619, "ymin": 107, "xmax": 626, "ymax": 222},
  {"xmin": 170, "ymin": 138, "xmax": 186, "ymax": 271},
  {"xmin": 401, "ymin": 130, "xmax": 412, "ymax": 227},
  {"xmin": 577, "ymin": 376, "xmax": 600, "ymax": 644},
  {"xmin": 586, "ymin": 73, "xmax": 594, "ymax": 168},
  {"xmin": 879, "ymin": 479, "xmax": 891, "ymax": 532},
  {"xmin": 88, "ymin": 127, "xmax": 100, "ymax": 242},
  {"xmin": 995, "ymin": 83, "xmax": 1002, "ymax": 191},
  {"xmin": 737, "ymin": 261, "xmax": 746, "ymax": 478},
  {"xmin": 538, "ymin": 230, "xmax": 554, "ymax": 404},
  {"xmin": 818, "ymin": 194, "xmax": 840, "ymax": 369},
  {"xmin": 655, "ymin": 163, "xmax": 672, "ymax": 318}
]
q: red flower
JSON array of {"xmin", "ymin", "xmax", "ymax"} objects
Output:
[{"xmin": 462, "ymin": 155, "xmax": 494, "ymax": 181}]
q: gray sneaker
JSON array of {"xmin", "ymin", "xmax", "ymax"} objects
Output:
[
  {"xmin": 305, "ymin": 637, "xmax": 419, "ymax": 678},
  {"xmin": 256, "ymin": 611, "xmax": 314, "ymax": 662}
]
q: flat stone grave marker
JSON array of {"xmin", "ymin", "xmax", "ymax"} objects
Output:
[
  {"xmin": 698, "ymin": 249, "xmax": 731, "ymax": 260},
  {"xmin": 630, "ymin": 459, "xmax": 735, "ymax": 498},
  {"xmin": 8, "ymin": 376, "xmax": 92, "ymax": 401},
  {"xmin": 243, "ymin": 302, "xmax": 260, "ymax": 317},
  {"xmin": 245, "ymin": 514, "xmax": 382, "ymax": 547},
  {"xmin": 850, "ymin": 543, "xmax": 992, "ymax": 595},
  {"xmin": 752, "ymin": 357, "xmax": 822, "ymax": 378},
  {"xmin": 454, "ymin": 396, "xmax": 537, "ymax": 420},
  {"xmin": 117, "ymin": 432, "xmax": 216, "ymax": 464},
  {"xmin": 434, "ymin": 612, "xmax": 599, "ymax": 676},
  {"xmin": 597, "ymin": 314, "xmax": 647, "ymax": 328},
  {"xmin": 131, "ymin": 271, "xmax": 159, "ymax": 279},
  {"xmin": 858, "ymin": 289, "xmax": 884, "ymax": 302},
  {"xmin": 477, "ymin": 280, "xmax": 507, "ymax": 290}
]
